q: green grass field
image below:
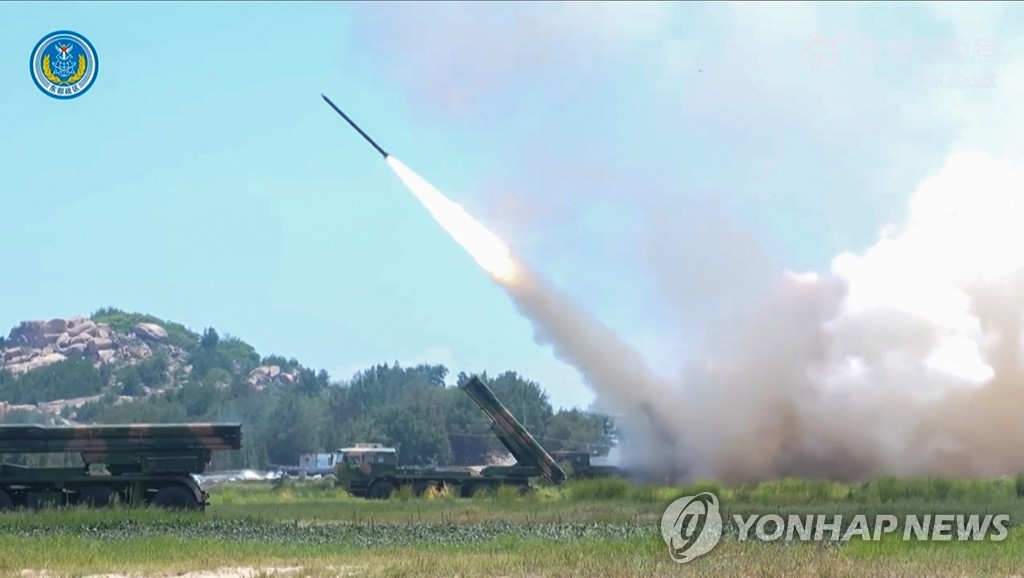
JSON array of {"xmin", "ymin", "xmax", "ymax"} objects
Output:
[{"xmin": 2, "ymin": 476, "xmax": 1023, "ymax": 577}]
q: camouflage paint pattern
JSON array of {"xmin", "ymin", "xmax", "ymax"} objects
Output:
[
  {"xmin": 0, "ymin": 423, "xmax": 243, "ymax": 511},
  {"xmin": 459, "ymin": 376, "xmax": 566, "ymax": 484},
  {"xmin": 0, "ymin": 423, "xmax": 242, "ymax": 473}
]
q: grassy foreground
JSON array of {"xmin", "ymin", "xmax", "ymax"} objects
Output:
[
  {"xmin": 7, "ymin": 532, "xmax": 1024, "ymax": 577},
  {"xmin": 1, "ymin": 476, "xmax": 1023, "ymax": 577}
]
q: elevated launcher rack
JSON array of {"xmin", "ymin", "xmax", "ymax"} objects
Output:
[
  {"xmin": 459, "ymin": 376, "xmax": 566, "ymax": 485},
  {"xmin": 334, "ymin": 376, "xmax": 568, "ymax": 499},
  {"xmin": 0, "ymin": 422, "xmax": 242, "ymax": 511}
]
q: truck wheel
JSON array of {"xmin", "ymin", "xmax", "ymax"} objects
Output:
[
  {"xmin": 411, "ymin": 482, "xmax": 431, "ymax": 497},
  {"xmin": 151, "ymin": 485, "xmax": 200, "ymax": 510},
  {"xmin": 367, "ymin": 481, "xmax": 395, "ymax": 500},
  {"xmin": 468, "ymin": 483, "xmax": 492, "ymax": 498},
  {"xmin": 0, "ymin": 489, "xmax": 13, "ymax": 511},
  {"xmin": 515, "ymin": 483, "xmax": 533, "ymax": 496},
  {"xmin": 78, "ymin": 485, "xmax": 120, "ymax": 508}
]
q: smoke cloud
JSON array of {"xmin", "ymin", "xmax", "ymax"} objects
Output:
[
  {"xmin": 496, "ymin": 150, "xmax": 1024, "ymax": 483},
  {"xmin": 351, "ymin": 2, "xmax": 1024, "ymax": 482}
]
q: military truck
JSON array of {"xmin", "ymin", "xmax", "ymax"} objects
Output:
[
  {"xmin": 334, "ymin": 376, "xmax": 567, "ymax": 499},
  {"xmin": 0, "ymin": 422, "xmax": 242, "ymax": 511},
  {"xmin": 550, "ymin": 450, "xmax": 624, "ymax": 479}
]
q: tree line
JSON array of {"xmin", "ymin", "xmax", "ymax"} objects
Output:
[{"xmin": 0, "ymin": 310, "xmax": 617, "ymax": 470}]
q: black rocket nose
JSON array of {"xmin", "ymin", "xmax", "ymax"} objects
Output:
[{"xmin": 321, "ymin": 93, "xmax": 389, "ymax": 159}]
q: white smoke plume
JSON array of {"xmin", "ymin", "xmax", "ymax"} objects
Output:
[
  {"xmin": 389, "ymin": 146, "xmax": 1024, "ymax": 483},
  {"xmin": 495, "ymin": 150, "xmax": 1024, "ymax": 483},
  {"xmin": 352, "ymin": 2, "xmax": 1024, "ymax": 482}
]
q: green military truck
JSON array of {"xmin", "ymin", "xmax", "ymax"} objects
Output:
[
  {"xmin": 334, "ymin": 376, "xmax": 567, "ymax": 499},
  {"xmin": 550, "ymin": 449, "xmax": 624, "ymax": 479},
  {"xmin": 0, "ymin": 422, "xmax": 242, "ymax": 511}
]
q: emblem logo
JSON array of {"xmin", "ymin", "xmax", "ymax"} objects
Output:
[
  {"xmin": 30, "ymin": 30, "xmax": 99, "ymax": 99},
  {"xmin": 660, "ymin": 491, "xmax": 723, "ymax": 564}
]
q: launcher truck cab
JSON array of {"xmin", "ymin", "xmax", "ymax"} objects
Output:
[
  {"xmin": 0, "ymin": 422, "xmax": 242, "ymax": 511},
  {"xmin": 550, "ymin": 450, "xmax": 624, "ymax": 479},
  {"xmin": 334, "ymin": 376, "xmax": 566, "ymax": 499}
]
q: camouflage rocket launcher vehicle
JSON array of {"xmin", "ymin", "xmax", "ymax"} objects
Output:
[
  {"xmin": 334, "ymin": 376, "xmax": 567, "ymax": 499},
  {"xmin": 0, "ymin": 422, "xmax": 242, "ymax": 511}
]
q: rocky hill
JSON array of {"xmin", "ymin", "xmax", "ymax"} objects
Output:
[
  {"xmin": 0, "ymin": 309, "xmax": 306, "ymax": 425},
  {"xmin": 3, "ymin": 317, "xmax": 178, "ymax": 376}
]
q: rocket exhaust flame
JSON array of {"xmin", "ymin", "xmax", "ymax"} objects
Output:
[
  {"xmin": 382, "ymin": 158, "xmax": 689, "ymax": 481},
  {"xmin": 386, "ymin": 157, "xmax": 518, "ymax": 284},
  {"xmin": 321, "ymin": 93, "xmax": 517, "ymax": 283},
  {"xmin": 382, "ymin": 157, "xmax": 695, "ymax": 482}
]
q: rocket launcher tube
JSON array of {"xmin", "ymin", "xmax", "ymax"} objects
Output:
[
  {"xmin": 460, "ymin": 378, "xmax": 531, "ymax": 462},
  {"xmin": 460, "ymin": 376, "xmax": 566, "ymax": 484},
  {"xmin": 0, "ymin": 423, "xmax": 242, "ymax": 455}
]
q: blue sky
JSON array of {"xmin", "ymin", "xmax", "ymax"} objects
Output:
[{"xmin": 1, "ymin": 2, "xmax": 1018, "ymax": 410}]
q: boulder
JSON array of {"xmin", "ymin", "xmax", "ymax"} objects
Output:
[
  {"xmin": 244, "ymin": 365, "xmax": 301, "ymax": 388},
  {"xmin": 70, "ymin": 332, "xmax": 93, "ymax": 347},
  {"xmin": 8, "ymin": 352, "xmax": 66, "ymax": 375},
  {"xmin": 43, "ymin": 318, "xmax": 68, "ymax": 334},
  {"xmin": 87, "ymin": 338, "xmax": 113, "ymax": 353},
  {"xmin": 133, "ymin": 323, "xmax": 168, "ymax": 342},
  {"xmin": 56, "ymin": 332, "xmax": 71, "ymax": 348},
  {"xmin": 62, "ymin": 344, "xmax": 88, "ymax": 358},
  {"xmin": 68, "ymin": 320, "xmax": 97, "ymax": 338},
  {"xmin": 41, "ymin": 333, "xmax": 62, "ymax": 345},
  {"xmin": 66, "ymin": 316, "xmax": 87, "ymax": 329},
  {"xmin": 97, "ymin": 350, "xmax": 116, "ymax": 364},
  {"xmin": 245, "ymin": 366, "xmax": 271, "ymax": 389}
]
